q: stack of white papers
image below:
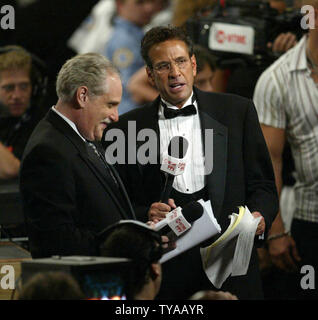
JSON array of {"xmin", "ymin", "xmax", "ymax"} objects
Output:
[{"xmin": 200, "ymin": 206, "xmax": 261, "ymax": 288}]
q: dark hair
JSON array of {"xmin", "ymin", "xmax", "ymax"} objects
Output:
[
  {"xmin": 193, "ymin": 45, "xmax": 217, "ymax": 73},
  {"xmin": 99, "ymin": 223, "xmax": 162, "ymax": 299},
  {"xmin": 141, "ymin": 25, "xmax": 194, "ymax": 68},
  {"xmin": 18, "ymin": 272, "xmax": 85, "ymax": 300}
]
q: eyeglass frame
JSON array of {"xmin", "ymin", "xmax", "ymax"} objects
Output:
[{"xmin": 151, "ymin": 56, "xmax": 192, "ymax": 74}]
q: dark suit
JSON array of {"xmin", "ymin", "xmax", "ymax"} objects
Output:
[
  {"xmin": 103, "ymin": 87, "xmax": 279, "ymax": 299},
  {"xmin": 20, "ymin": 109, "xmax": 135, "ymax": 258}
]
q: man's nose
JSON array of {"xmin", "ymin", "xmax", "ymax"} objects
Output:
[
  {"xmin": 168, "ymin": 63, "xmax": 181, "ymax": 78},
  {"xmin": 110, "ymin": 107, "xmax": 119, "ymax": 123},
  {"xmin": 11, "ymin": 86, "xmax": 24, "ymax": 99}
]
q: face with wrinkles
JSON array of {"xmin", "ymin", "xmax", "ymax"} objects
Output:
[
  {"xmin": 146, "ymin": 39, "xmax": 197, "ymax": 108},
  {"xmin": 77, "ymin": 73, "xmax": 122, "ymax": 141}
]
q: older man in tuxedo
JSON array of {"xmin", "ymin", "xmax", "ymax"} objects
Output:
[
  {"xmin": 20, "ymin": 53, "xmax": 139, "ymax": 258},
  {"xmin": 104, "ymin": 26, "xmax": 278, "ymax": 299}
]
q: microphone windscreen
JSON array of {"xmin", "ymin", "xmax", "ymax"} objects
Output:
[
  {"xmin": 181, "ymin": 201, "xmax": 204, "ymax": 224},
  {"xmin": 167, "ymin": 136, "xmax": 189, "ymax": 159}
]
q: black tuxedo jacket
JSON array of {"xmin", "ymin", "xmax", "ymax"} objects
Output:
[
  {"xmin": 104, "ymin": 87, "xmax": 279, "ymax": 299},
  {"xmin": 20, "ymin": 109, "xmax": 135, "ymax": 258},
  {"xmin": 105, "ymin": 88, "xmax": 278, "ymax": 233}
]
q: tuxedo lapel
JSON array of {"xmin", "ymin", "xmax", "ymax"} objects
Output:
[
  {"xmin": 106, "ymin": 159, "xmax": 136, "ymax": 219},
  {"xmin": 46, "ymin": 110, "xmax": 133, "ymax": 219},
  {"xmin": 79, "ymin": 149, "xmax": 133, "ymax": 220},
  {"xmin": 136, "ymin": 98, "xmax": 164, "ymax": 197},
  {"xmin": 135, "ymin": 96, "xmax": 161, "ymax": 157},
  {"xmin": 196, "ymin": 90, "xmax": 228, "ymax": 221},
  {"xmin": 138, "ymin": 93, "xmax": 228, "ymax": 215}
]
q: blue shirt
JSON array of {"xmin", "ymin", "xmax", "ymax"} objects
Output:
[{"xmin": 105, "ymin": 17, "xmax": 145, "ymax": 115}]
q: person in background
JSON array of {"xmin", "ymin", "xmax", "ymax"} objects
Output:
[
  {"xmin": 17, "ymin": 271, "xmax": 85, "ymax": 300},
  {"xmin": 193, "ymin": 45, "xmax": 216, "ymax": 92},
  {"xmin": 253, "ymin": 0, "xmax": 318, "ymax": 299},
  {"xmin": 99, "ymin": 220, "xmax": 163, "ymax": 300},
  {"xmin": 104, "ymin": 0, "xmax": 161, "ymax": 114},
  {"xmin": 99, "ymin": 220, "xmax": 239, "ymax": 300},
  {"xmin": 0, "ymin": 46, "xmax": 45, "ymax": 179},
  {"xmin": 68, "ymin": 0, "xmax": 172, "ymax": 55},
  {"xmin": 172, "ymin": 0, "xmax": 214, "ymax": 28}
]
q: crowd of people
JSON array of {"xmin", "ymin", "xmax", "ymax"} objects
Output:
[{"xmin": 0, "ymin": 0, "xmax": 317, "ymax": 300}]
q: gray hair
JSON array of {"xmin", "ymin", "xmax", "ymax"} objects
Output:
[{"xmin": 56, "ymin": 53, "xmax": 119, "ymax": 102}]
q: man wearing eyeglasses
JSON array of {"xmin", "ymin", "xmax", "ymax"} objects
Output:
[
  {"xmin": 0, "ymin": 46, "xmax": 44, "ymax": 179},
  {"xmin": 104, "ymin": 26, "xmax": 278, "ymax": 300}
]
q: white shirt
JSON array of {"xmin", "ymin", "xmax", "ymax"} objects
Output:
[
  {"xmin": 51, "ymin": 106, "xmax": 86, "ymax": 142},
  {"xmin": 253, "ymin": 36, "xmax": 318, "ymax": 223},
  {"xmin": 158, "ymin": 92, "xmax": 206, "ymax": 194}
]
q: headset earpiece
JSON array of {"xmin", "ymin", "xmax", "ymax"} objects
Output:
[{"xmin": 0, "ymin": 46, "xmax": 48, "ymax": 103}]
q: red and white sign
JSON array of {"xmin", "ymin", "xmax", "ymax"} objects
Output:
[
  {"xmin": 166, "ymin": 207, "xmax": 191, "ymax": 236},
  {"xmin": 209, "ymin": 22, "xmax": 254, "ymax": 55},
  {"xmin": 161, "ymin": 155, "xmax": 186, "ymax": 176}
]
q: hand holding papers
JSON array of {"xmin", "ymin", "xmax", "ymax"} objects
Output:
[
  {"xmin": 200, "ymin": 206, "xmax": 261, "ymax": 288},
  {"xmin": 160, "ymin": 199, "xmax": 221, "ymax": 263}
]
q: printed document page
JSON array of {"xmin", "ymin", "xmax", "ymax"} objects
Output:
[
  {"xmin": 200, "ymin": 206, "xmax": 261, "ymax": 288},
  {"xmin": 160, "ymin": 199, "xmax": 221, "ymax": 263}
]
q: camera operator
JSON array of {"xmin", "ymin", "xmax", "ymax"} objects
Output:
[{"xmin": 226, "ymin": 0, "xmax": 299, "ymax": 98}]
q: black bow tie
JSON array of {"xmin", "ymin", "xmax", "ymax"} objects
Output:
[{"xmin": 163, "ymin": 103, "xmax": 197, "ymax": 119}]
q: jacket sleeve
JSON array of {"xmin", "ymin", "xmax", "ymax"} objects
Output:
[{"xmin": 20, "ymin": 144, "xmax": 99, "ymax": 258}]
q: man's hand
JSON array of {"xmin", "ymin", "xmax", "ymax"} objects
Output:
[
  {"xmin": 0, "ymin": 142, "xmax": 20, "ymax": 179},
  {"xmin": 267, "ymin": 32, "xmax": 297, "ymax": 54},
  {"xmin": 148, "ymin": 198, "xmax": 176, "ymax": 223},
  {"xmin": 161, "ymin": 234, "xmax": 176, "ymax": 253},
  {"xmin": 266, "ymin": 212, "xmax": 301, "ymax": 272},
  {"xmin": 268, "ymin": 235, "xmax": 301, "ymax": 272},
  {"xmin": 146, "ymin": 224, "xmax": 177, "ymax": 253},
  {"xmin": 252, "ymin": 211, "xmax": 266, "ymax": 235}
]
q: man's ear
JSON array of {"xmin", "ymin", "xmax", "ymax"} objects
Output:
[
  {"xmin": 76, "ymin": 86, "xmax": 89, "ymax": 108},
  {"xmin": 146, "ymin": 66, "xmax": 155, "ymax": 87},
  {"xmin": 191, "ymin": 54, "xmax": 197, "ymax": 78}
]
